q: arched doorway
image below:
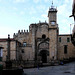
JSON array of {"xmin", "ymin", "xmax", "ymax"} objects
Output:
[
  {"xmin": 37, "ymin": 40, "xmax": 49, "ymax": 63},
  {"xmin": 40, "ymin": 50, "xmax": 49, "ymax": 63}
]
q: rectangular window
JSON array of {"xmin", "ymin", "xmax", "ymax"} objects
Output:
[
  {"xmin": 51, "ymin": 21, "xmax": 55, "ymax": 25},
  {"xmin": 0, "ymin": 48, "xmax": 2, "ymax": 61},
  {"xmin": 21, "ymin": 49, "xmax": 24, "ymax": 53},
  {"xmin": 64, "ymin": 45, "xmax": 67, "ymax": 54},
  {"xmin": 67, "ymin": 38, "xmax": 70, "ymax": 42},
  {"xmin": 59, "ymin": 37, "xmax": 61, "ymax": 42},
  {"xmin": 0, "ymin": 49, "xmax": 1, "ymax": 57}
]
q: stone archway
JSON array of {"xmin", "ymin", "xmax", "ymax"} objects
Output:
[
  {"xmin": 39, "ymin": 50, "xmax": 49, "ymax": 63},
  {"xmin": 37, "ymin": 38, "xmax": 49, "ymax": 63}
]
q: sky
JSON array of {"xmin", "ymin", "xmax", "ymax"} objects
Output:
[{"xmin": 0, "ymin": 0, "xmax": 74, "ymax": 38}]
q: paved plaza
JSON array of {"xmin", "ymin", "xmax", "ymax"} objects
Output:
[{"xmin": 23, "ymin": 62, "xmax": 75, "ymax": 75}]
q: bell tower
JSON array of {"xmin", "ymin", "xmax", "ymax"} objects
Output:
[
  {"xmin": 48, "ymin": 1, "xmax": 58, "ymax": 60},
  {"xmin": 48, "ymin": 1, "xmax": 57, "ymax": 27}
]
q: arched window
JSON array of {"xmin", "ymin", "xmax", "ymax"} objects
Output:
[{"xmin": 42, "ymin": 34, "xmax": 46, "ymax": 39}]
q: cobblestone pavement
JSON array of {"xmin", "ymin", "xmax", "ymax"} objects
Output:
[{"xmin": 23, "ymin": 62, "xmax": 75, "ymax": 75}]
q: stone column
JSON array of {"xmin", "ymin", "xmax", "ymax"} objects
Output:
[
  {"xmin": 7, "ymin": 34, "xmax": 10, "ymax": 61},
  {"xmin": 32, "ymin": 24, "xmax": 36, "ymax": 61},
  {"xmin": 6, "ymin": 34, "xmax": 12, "ymax": 69}
]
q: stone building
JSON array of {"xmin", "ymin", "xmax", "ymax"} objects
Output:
[
  {"xmin": 0, "ymin": 38, "xmax": 21, "ymax": 61},
  {"xmin": 0, "ymin": 3, "xmax": 75, "ymax": 65}
]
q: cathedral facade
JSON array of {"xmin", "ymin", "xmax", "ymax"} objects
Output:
[{"xmin": 0, "ymin": 4, "xmax": 75, "ymax": 65}]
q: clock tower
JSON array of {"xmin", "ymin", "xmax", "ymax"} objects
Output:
[
  {"xmin": 48, "ymin": 2, "xmax": 57, "ymax": 27},
  {"xmin": 48, "ymin": 2, "xmax": 58, "ymax": 60}
]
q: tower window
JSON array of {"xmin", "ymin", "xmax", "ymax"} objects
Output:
[
  {"xmin": 42, "ymin": 34, "xmax": 46, "ymax": 39},
  {"xmin": 59, "ymin": 37, "xmax": 61, "ymax": 42},
  {"xmin": 51, "ymin": 21, "xmax": 55, "ymax": 25},
  {"xmin": 67, "ymin": 38, "xmax": 70, "ymax": 42},
  {"xmin": 64, "ymin": 45, "xmax": 67, "ymax": 54},
  {"xmin": 23, "ymin": 42, "xmax": 27, "ymax": 47}
]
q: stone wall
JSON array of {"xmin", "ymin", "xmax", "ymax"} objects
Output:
[
  {"xmin": 0, "ymin": 41, "xmax": 7, "ymax": 61},
  {"xmin": 36, "ymin": 23, "xmax": 49, "ymax": 38},
  {"xmin": 49, "ymin": 28, "xmax": 58, "ymax": 60},
  {"xmin": 0, "ymin": 40, "xmax": 21, "ymax": 61},
  {"xmin": 21, "ymin": 46, "xmax": 33, "ymax": 61},
  {"xmin": 58, "ymin": 35, "xmax": 75, "ymax": 60},
  {"xmin": 13, "ymin": 30, "xmax": 32, "ymax": 44}
]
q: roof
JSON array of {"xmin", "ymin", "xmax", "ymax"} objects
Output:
[
  {"xmin": 49, "ymin": 1, "xmax": 57, "ymax": 12},
  {"xmin": 59, "ymin": 34, "xmax": 71, "ymax": 36},
  {"xmin": 49, "ymin": 7, "xmax": 57, "ymax": 12},
  {"xmin": 37, "ymin": 22, "xmax": 49, "ymax": 26},
  {"xmin": 0, "ymin": 38, "xmax": 15, "ymax": 42},
  {"xmin": 30, "ymin": 22, "xmax": 49, "ymax": 27}
]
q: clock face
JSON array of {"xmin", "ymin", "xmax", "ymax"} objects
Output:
[{"xmin": 51, "ymin": 21, "xmax": 55, "ymax": 25}]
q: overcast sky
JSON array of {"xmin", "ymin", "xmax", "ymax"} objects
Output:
[{"xmin": 0, "ymin": 0, "xmax": 74, "ymax": 38}]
